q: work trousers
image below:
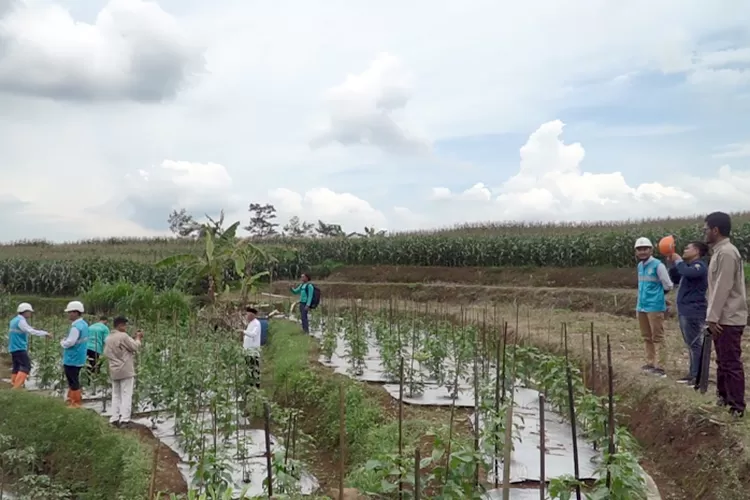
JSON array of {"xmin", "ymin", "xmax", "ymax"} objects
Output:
[
  {"xmin": 638, "ymin": 311, "xmax": 666, "ymax": 368},
  {"xmin": 714, "ymin": 325, "xmax": 746, "ymax": 412},
  {"xmin": 64, "ymin": 365, "xmax": 82, "ymax": 391},
  {"xmin": 110, "ymin": 377, "xmax": 135, "ymax": 424}
]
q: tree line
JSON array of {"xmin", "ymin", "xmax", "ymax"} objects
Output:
[{"xmin": 167, "ymin": 203, "xmax": 386, "ymax": 240}]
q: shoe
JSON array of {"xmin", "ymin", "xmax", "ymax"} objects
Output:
[
  {"xmin": 729, "ymin": 408, "xmax": 745, "ymax": 418},
  {"xmin": 677, "ymin": 376, "xmax": 695, "ymax": 384},
  {"xmin": 652, "ymin": 368, "xmax": 667, "ymax": 378},
  {"xmin": 12, "ymin": 372, "xmax": 28, "ymax": 389},
  {"xmin": 716, "ymin": 397, "xmax": 728, "ymax": 407},
  {"xmin": 641, "ymin": 364, "xmax": 655, "ymax": 373}
]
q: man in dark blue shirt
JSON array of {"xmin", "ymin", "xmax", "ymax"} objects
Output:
[{"xmin": 667, "ymin": 241, "xmax": 709, "ymax": 384}]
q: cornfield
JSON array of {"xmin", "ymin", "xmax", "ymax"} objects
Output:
[{"xmin": 1, "ymin": 221, "xmax": 749, "ymax": 296}]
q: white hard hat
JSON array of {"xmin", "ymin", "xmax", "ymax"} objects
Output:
[
  {"xmin": 17, "ymin": 302, "xmax": 33, "ymax": 314},
  {"xmin": 64, "ymin": 300, "xmax": 85, "ymax": 313},
  {"xmin": 634, "ymin": 237, "xmax": 653, "ymax": 249}
]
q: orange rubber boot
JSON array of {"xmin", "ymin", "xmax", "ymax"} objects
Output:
[
  {"xmin": 12, "ymin": 372, "xmax": 28, "ymax": 389},
  {"xmin": 65, "ymin": 389, "xmax": 73, "ymax": 407},
  {"xmin": 71, "ymin": 389, "xmax": 83, "ymax": 408},
  {"xmin": 10, "ymin": 373, "xmax": 17, "ymax": 385}
]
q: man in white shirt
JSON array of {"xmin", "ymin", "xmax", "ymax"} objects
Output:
[{"xmin": 243, "ymin": 307, "xmax": 261, "ymax": 389}]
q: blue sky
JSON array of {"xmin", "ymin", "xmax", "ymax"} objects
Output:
[{"xmin": 0, "ymin": 0, "xmax": 749, "ymax": 241}]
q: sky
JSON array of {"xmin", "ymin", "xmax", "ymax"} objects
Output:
[{"xmin": 1, "ymin": 0, "xmax": 750, "ymax": 241}]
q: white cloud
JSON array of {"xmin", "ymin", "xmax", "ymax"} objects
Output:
[
  {"xmin": 713, "ymin": 141, "xmax": 750, "ymax": 159},
  {"xmin": 269, "ymin": 187, "xmax": 386, "ymax": 229},
  {"xmin": 310, "ymin": 52, "xmax": 430, "ymax": 155},
  {"xmin": 0, "ymin": 0, "xmax": 204, "ymax": 101},
  {"xmin": 426, "ymin": 120, "xmax": 748, "ymax": 225}
]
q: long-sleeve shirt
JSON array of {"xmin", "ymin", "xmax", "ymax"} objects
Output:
[
  {"xmin": 243, "ymin": 319, "xmax": 261, "ymax": 351},
  {"xmin": 18, "ymin": 318, "xmax": 49, "ymax": 337},
  {"xmin": 60, "ymin": 327, "xmax": 80, "ymax": 349},
  {"xmin": 87, "ymin": 322, "xmax": 110, "ymax": 354},
  {"xmin": 291, "ymin": 282, "xmax": 313, "ymax": 306},
  {"xmin": 104, "ymin": 331, "xmax": 142, "ymax": 380},
  {"xmin": 706, "ymin": 238, "xmax": 748, "ymax": 326},
  {"xmin": 668, "ymin": 257, "xmax": 708, "ymax": 318}
]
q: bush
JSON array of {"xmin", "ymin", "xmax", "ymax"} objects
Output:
[{"xmin": 0, "ymin": 389, "xmax": 151, "ymax": 499}]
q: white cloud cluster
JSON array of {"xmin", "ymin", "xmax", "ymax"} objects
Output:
[
  {"xmin": 428, "ymin": 120, "xmax": 748, "ymax": 226},
  {"xmin": 269, "ymin": 187, "xmax": 386, "ymax": 230},
  {"xmin": 0, "ymin": 0, "xmax": 203, "ymax": 101},
  {"xmin": 310, "ymin": 52, "xmax": 429, "ymax": 155}
]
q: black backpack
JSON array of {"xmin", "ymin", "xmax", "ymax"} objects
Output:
[{"xmin": 309, "ymin": 284, "xmax": 321, "ymax": 309}]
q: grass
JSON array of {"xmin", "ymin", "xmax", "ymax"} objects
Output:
[{"xmin": 0, "ymin": 384, "xmax": 152, "ymax": 499}]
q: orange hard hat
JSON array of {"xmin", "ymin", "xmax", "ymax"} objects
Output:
[{"xmin": 658, "ymin": 235, "xmax": 675, "ymax": 255}]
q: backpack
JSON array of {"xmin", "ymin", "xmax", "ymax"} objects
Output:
[{"xmin": 309, "ymin": 284, "xmax": 321, "ymax": 309}]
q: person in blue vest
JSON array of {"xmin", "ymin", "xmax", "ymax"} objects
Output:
[
  {"xmin": 635, "ymin": 237, "xmax": 674, "ymax": 378},
  {"xmin": 59, "ymin": 301, "xmax": 89, "ymax": 408},
  {"xmin": 290, "ymin": 273, "xmax": 313, "ymax": 334},
  {"xmin": 8, "ymin": 302, "xmax": 51, "ymax": 389}
]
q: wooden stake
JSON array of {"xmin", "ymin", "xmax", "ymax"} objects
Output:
[
  {"xmin": 148, "ymin": 441, "xmax": 160, "ymax": 499},
  {"xmin": 339, "ymin": 383, "xmax": 346, "ymax": 500},
  {"xmin": 263, "ymin": 403, "xmax": 273, "ymax": 498},
  {"xmin": 398, "ymin": 357, "xmax": 404, "ymax": 498},
  {"xmin": 606, "ymin": 335, "xmax": 616, "ymax": 490},
  {"xmin": 563, "ymin": 324, "xmax": 582, "ymax": 500},
  {"xmin": 539, "ymin": 393, "xmax": 546, "ymax": 500},
  {"xmin": 414, "ymin": 448, "xmax": 421, "ymax": 500}
]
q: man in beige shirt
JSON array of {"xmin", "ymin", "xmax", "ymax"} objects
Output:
[
  {"xmin": 103, "ymin": 316, "xmax": 144, "ymax": 427},
  {"xmin": 705, "ymin": 212, "xmax": 748, "ymax": 418}
]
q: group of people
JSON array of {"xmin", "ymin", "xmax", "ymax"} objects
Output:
[
  {"xmin": 7, "ymin": 301, "xmax": 144, "ymax": 428},
  {"xmin": 636, "ymin": 211, "xmax": 748, "ymax": 417}
]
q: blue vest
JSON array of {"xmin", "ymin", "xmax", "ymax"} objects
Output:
[
  {"xmin": 63, "ymin": 318, "xmax": 90, "ymax": 367},
  {"xmin": 637, "ymin": 258, "xmax": 666, "ymax": 313},
  {"xmin": 8, "ymin": 315, "xmax": 27, "ymax": 353}
]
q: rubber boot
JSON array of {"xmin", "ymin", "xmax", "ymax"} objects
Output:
[
  {"xmin": 66, "ymin": 389, "xmax": 74, "ymax": 407},
  {"xmin": 71, "ymin": 389, "xmax": 83, "ymax": 408},
  {"xmin": 12, "ymin": 372, "xmax": 28, "ymax": 389},
  {"xmin": 10, "ymin": 373, "xmax": 17, "ymax": 385}
]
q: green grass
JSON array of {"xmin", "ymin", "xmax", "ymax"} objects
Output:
[{"xmin": 0, "ymin": 386, "xmax": 151, "ymax": 499}]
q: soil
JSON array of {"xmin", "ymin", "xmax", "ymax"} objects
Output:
[
  {"xmin": 326, "ymin": 265, "xmax": 637, "ymax": 289},
  {"xmin": 272, "ymin": 281, "xmax": 640, "ymax": 317},
  {"xmin": 123, "ymin": 422, "xmax": 189, "ymax": 498}
]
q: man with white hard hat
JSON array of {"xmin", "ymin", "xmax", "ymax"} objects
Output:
[
  {"xmin": 635, "ymin": 237, "xmax": 674, "ymax": 378},
  {"xmin": 59, "ymin": 301, "xmax": 90, "ymax": 408},
  {"xmin": 8, "ymin": 302, "xmax": 51, "ymax": 389}
]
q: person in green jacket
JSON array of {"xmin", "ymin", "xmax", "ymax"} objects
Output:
[
  {"xmin": 290, "ymin": 273, "xmax": 313, "ymax": 334},
  {"xmin": 87, "ymin": 316, "xmax": 109, "ymax": 374}
]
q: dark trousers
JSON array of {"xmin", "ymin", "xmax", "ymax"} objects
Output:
[
  {"xmin": 714, "ymin": 325, "xmax": 746, "ymax": 412},
  {"xmin": 678, "ymin": 315, "xmax": 704, "ymax": 380},
  {"xmin": 87, "ymin": 350, "xmax": 100, "ymax": 374},
  {"xmin": 11, "ymin": 351, "xmax": 31, "ymax": 374},
  {"xmin": 64, "ymin": 365, "xmax": 82, "ymax": 391},
  {"xmin": 300, "ymin": 303, "xmax": 309, "ymax": 334},
  {"xmin": 245, "ymin": 352, "xmax": 261, "ymax": 389}
]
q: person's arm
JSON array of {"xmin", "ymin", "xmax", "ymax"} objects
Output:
[
  {"xmin": 668, "ymin": 265, "xmax": 681, "ymax": 286},
  {"xmin": 60, "ymin": 327, "xmax": 80, "ymax": 349},
  {"xmin": 18, "ymin": 318, "xmax": 49, "ymax": 337},
  {"xmin": 290, "ymin": 284, "xmax": 302, "ymax": 295},
  {"xmin": 245, "ymin": 322, "xmax": 260, "ymax": 342},
  {"xmin": 674, "ymin": 258, "xmax": 708, "ymax": 279},
  {"xmin": 122, "ymin": 335, "xmax": 142, "ymax": 354},
  {"xmin": 707, "ymin": 253, "xmax": 735, "ymax": 324},
  {"xmin": 305, "ymin": 283, "xmax": 313, "ymax": 306},
  {"xmin": 656, "ymin": 262, "xmax": 673, "ymax": 291}
]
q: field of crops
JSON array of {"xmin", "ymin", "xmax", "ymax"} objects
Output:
[
  {"xmin": 0, "ymin": 282, "xmax": 653, "ymax": 499},
  {"xmin": 1, "ymin": 216, "xmax": 748, "ymax": 297}
]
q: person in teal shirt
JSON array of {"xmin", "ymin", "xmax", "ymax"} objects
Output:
[
  {"xmin": 290, "ymin": 273, "xmax": 313, "ymax": 334},
  {"xmin": 87, "ymin": 316, "xmax": 109, "ymax": 374},
  {"xmin": 60, "ymin": 301, "xmax": 89, "ymax": 408}
]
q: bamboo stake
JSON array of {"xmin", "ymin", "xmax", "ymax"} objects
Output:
[
  {"xmin": 263, "ymin": 403, "xmax": 273, "ymax": 498},
  {"xmin": 563, "ymin": 324, "xmax": 582, "ymax": 500},
  {"xmin": 339, "ymin": 383, "xmax": 346, "ymax": 500},
  {"xmin": 606, "ymin": 335, "xmax": 616, "ymax": 490},
  {"xmin": 399, "ymin": 357, "xmax": 405, "ymax": 498},
  {"xmin": 414, "ymin": 448, "xmax": 421, "ymax": 499},
  {"xmin": 539, "ymin": 393, "xmax": 546, "ymax": 500}
]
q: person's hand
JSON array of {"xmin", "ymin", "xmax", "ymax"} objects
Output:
[
  {"xmin": 708, "ymin": 322, "xmax": 723, "ymax": 337},
  {"xmin": 135, "ymin": 330, "xmax": 144, "ymax": 340}
]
